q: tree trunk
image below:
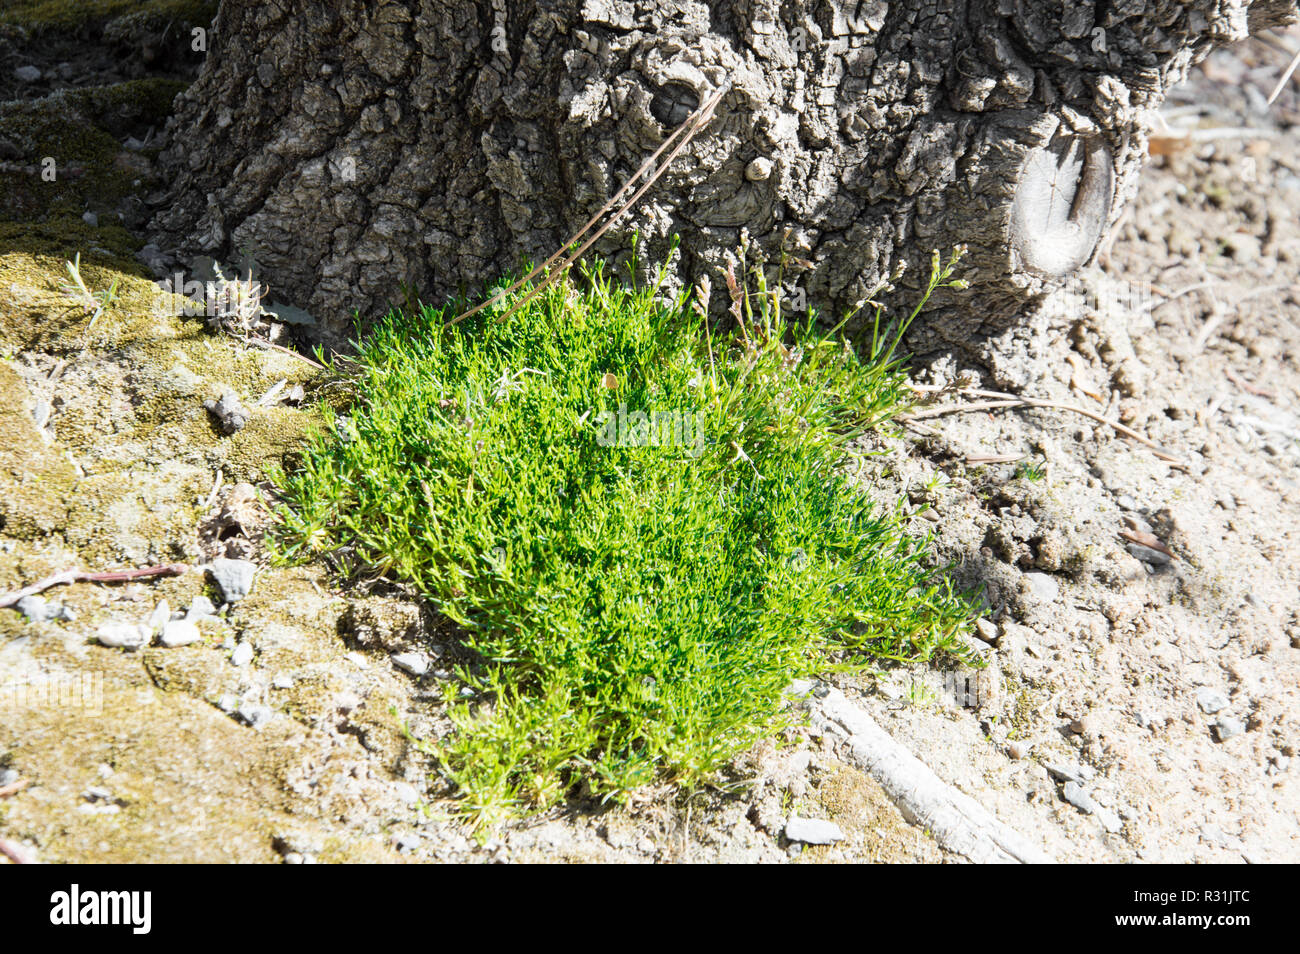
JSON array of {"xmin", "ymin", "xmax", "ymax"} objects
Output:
[{"xmin": 150, "ymin": 0, "xmax": 1300, "ymax": 352}]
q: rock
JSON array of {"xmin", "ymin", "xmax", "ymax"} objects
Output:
[
  {"xmin": 1196, "ymin": 688, "xmax": 1229, "ymax": 715},
  {"xmin": 1045, "ymin": 762, "xmax": 1094, "ymax": 785},
  {"xmin": 1060, "ymin": 781, "xmax": 1095, "ymax": 812},
  {"xmin": 95, "ymin": 622, "xmax": 151, "ymax": 650},
  {"xmin": 237, "ymin": 703, "xmax": 273, "ymax": 729},
  {"xmin": 393, "ymin": 782, "xmax": 420, "ymax": 805},
  {"xmin": 186, "ymin": 595, "xmax": 217, "ymax": 620},
  {"xmin": 14, "ymin": 595, "xmax": 75, "ymax": 623},
  {"xmin": 13, "ymin": 65, "xmax": 42, "ymax": 83},
  {"xmin": 230, "ymin": 641, "xmax": 254, "ymax": 667},
  {"xmin": 1127, "ymin": 542, "xmax": 1171, "ymax": 566},
  {"xmin": 784, "ymin": 817, "xmax": 845, "ymax": 845},
  {"xmin": 203, "ymin": 391, "xmax": 251, "ymax": 434},
  {"xmin": 392, "ymin": 832, "xmax": 421, "ymax": 853},
  {"xmin": 159, "ymin": 619, "xmax": 201, "ymax": 648},
  {"xmin": 974, "ymin": 617, "xmax": 999, "ymax": 644},
  {"xmin": 785, "ymin": 678, "xmax": 818, "ymax": 697},
  {"xmin": 392, "ymin": 651, "xmax": 431, "ymax": 677},
  {"xmin": 271, "ymin": 674, "xmax": 294, "ymax": 689},
  {"xmin": 147, "ymin": 599, "xmax": 171, "ymax": 633},
  {"xmin": 1061, "ymin": 782, "xmax": 1122, "ymax": 833},
  {"xmin": 82, "ymin": 211, "xmax": 99, "ymax": 228},
  {"xmin": 209, "ymin": 558, "xmax": 256, "ymax": 603},
  {"xmin": 1213, "ymin": 716, "xmax": 1246, "ymax": 741},
  {"xmin": 745, "ymin": 156, "xmax": 774, "ymax": 181},
  {"xmin": 1023, "ymin": 572, "xmax": 1060, "ymax": 603},
  {"xmin": 1007, "ymin": 741, "xmax": 1028, "ymax": 760},
  {"xmin": 0, "ymin": 768, "xmax": 19, "ymax": 787}
]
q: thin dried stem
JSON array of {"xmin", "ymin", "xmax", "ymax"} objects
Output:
[
  {"xmin": 905, "ymin": 385, "xmax": 1184, "ymax": 463},
  {"xmin": 446, "ymin": 86, "xmax": 728, "ymax": 329},
  {"xmin": 0, "ymin": 563, "xmax": 188, "ymax": 610}
]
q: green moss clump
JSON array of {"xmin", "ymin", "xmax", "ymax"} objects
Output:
[{"xmin": 274, "ymin": 252, "xmax": 978, "ymax": 822}]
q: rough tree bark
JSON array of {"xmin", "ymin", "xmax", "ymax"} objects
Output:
[{"xmin": 151, "ymin": 0, "xmax": 1300, "ymax": 353}]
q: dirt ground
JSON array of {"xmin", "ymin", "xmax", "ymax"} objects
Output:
[{"xmin": 1, "ymin": 15, "xmax": 1297, "ymax": 863}]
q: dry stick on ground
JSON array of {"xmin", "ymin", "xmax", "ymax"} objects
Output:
[
  {"xmin": 445, "ymin": 86, "xmax": 729, "ymax": 330},
  {"xmin": 0, "ymin": 838, "xmax": 34, "ymax": 864},
  {"xmin": 905, "ymin": 385, "xmax": 1184, "ymax": 463},
  {"xmin": 243, "ymin": 337, "xmax": 325, "ymax": 370},
  {"xmin": 0, "ymin": 778, "xmax": 30, "ymax": 798},
  {"xmin": 1268, "ymin": 46, "xmax": 1300, "ymax": 104},
  {"xmin": 0, "ymin": 563, "xmax": 188, "ymax": 610}
]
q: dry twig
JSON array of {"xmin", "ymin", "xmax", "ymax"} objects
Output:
[
  {"xmin": 0, "ymin": 563, "xmax": 187, "ymax": 610},
  {"xmin": 905, "ymin": 385, "xmax": 1183, "ymax": 463},
  {"xmin": 0, "ymin": 778, "xmax": 31, "ymax": 798},
  {"xmin": 446, "ymin": 86, "xmax": 729, "ymax": 329}
]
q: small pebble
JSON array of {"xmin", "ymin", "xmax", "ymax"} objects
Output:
[
  {"xmin": 147, "ymin": 599, "xmax": 171, "ymax": 633},
  {"xmin": 238, "ymin": 703, "xmax": 273, "ymax": 729},
  {"xmin": 1213, "ymin": 716, "xmax": 1246, "ymax": 741},
  {"xmin": 271, "ymin": 674, "xmax": 294, "ymax": 689},
  {"xmin": 209, "ymin": 558, "xmax": 256, "ymax": 603},
  {"xmin": 186, "ymin": 595, "xmax": 217, "ymax": 620},
  {"xmin": 203, "ymin": 391, "xmax": 251, "ymax": 434},
  {"xmin": 784, "ymin": 817, "xmax": 845, "ymax": 845},
  {"xmin": 82, "ymin": 211, "xmax": 98, "ymax": 228},
  {"xmin": 159, "ymin": 618, "xmax": 201, "ymax": 648},
  {"xmin": 96, "ymin": 622, "xmax": 151, "ymax": 650},
  {"xmin": 14, "ymin": 595, "xmax": 75, "ymax": 622},
  {"xmin": 230, "ymin": 641, "xmax": 254, "ymax": 667},
  {"xmin": 1007, "ymin": 741, "xmax": 1028, "ymax": 760},
  {"xmin": 1061, "ymin": 782, "xmax": 1121, "ymax": 832},
  {"xmin": 1127, "ymin": 543, "xmax": 1171, "ymax": 566},
  {"xmin": 1196, "ymin": 688, "xmax": 1229, "ymax": 715},
  {"xmin": 392, "ymin": 652, "xmax": 431, "ymax": 677},
  {"xmin": 13, "ymin": 65, "xmax": 42, "ymax": 83},
  {"xmin": 1023, "ymin": 572, "xmax": 1060, "ymax": 603}
]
